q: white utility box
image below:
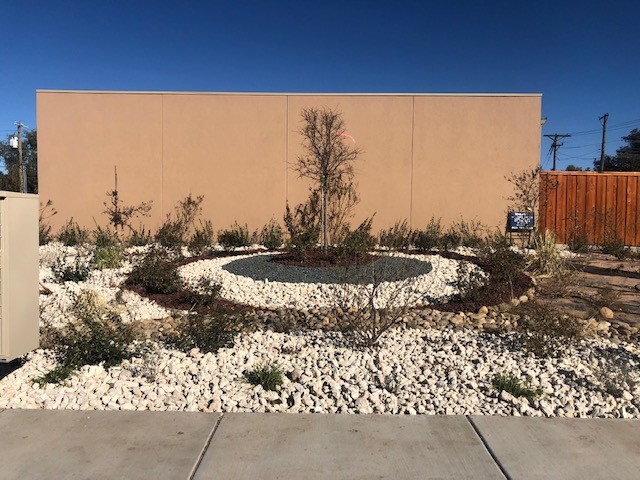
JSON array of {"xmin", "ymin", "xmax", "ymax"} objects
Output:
[{"xmin": 0, "ymin": 191, "xmax": 39, "ymax": 362}]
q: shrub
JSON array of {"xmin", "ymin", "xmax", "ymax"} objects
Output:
[
  {"xmin": 156, "ymin": 217, "xmax": 185, "ymax": 248},
  {"xmin": 126, "ymin": 247, "xmax": 183, "ymax": 294},
  {"xmin": 478, "ymin": 232, "xmax": 527, "ymax": 293},
  {"xmin": 601, "ymin": 230, "xmax": 628, "ymax": 259},
  {"xmin": 378, "ymin": 219, "xmax": 412, "ymax": 250},
  {"xmin": 492, "ymin": 373, "xmax": 542, "ymax": 401},
  {"xmin": 189, "ymin": 220, "xmax": 214, "ymax": 254},
  {"xmin": 34, "ymin": 291, "xmax": 141, "ymax": 384},
  {"xmin": 283, "ymin": 202, "xmax": 320, "ymax": 257},
  {"xmin": 39, "ymin": 200, "xmax": 57, "ymax": 245},
  {"xmin": 244, "ymin": 362, "xmax": 284, "ymax": 391},
  {"xmin": 102, "ymin": 168, "xmax": 152, "ymax": 235},
  {"xmin": 452, "ymin": 260, "xmax": 486, "ymax": 302},
  {"xmin": 156, "ymin": 194, "xmax": 205, "ymax": 248},
  {"xmin": 260, "ymin": 219, "xmax": 284, "ymax": 250},
  {"xmin": 567, "ymin": 224, "xmax": 590, "ymax": 253},
  {"xmin": 52, "ymin": 255, "xmax": 91, "ymax": 283},
  {"xmin": 92, "ymin": 246, "xmax": 123, "ymax": 270},
  {"xmin": 128, "ymin": 224, "xmax": 153, "ymax": 246},
  {"xmin": 514, "ymin": 301, "xmax": 584, "ymax": 358},
  {"xmin": 413, "ymin": 217, "xmax": 443, "ymax": 252},
  {"xmin": 218, "ymin": 222, "xmax": 253, "ymax": 249},
  {"xmin": 182, "ymin": 277, "xmax": 222, "ymax": 308},
  {"xmin": 444, "ymin": 219, "xmax": 484, "ymax": 249},
  {"xmin": 166, "ymin": 313, "xmax": 241, "ymax": 354},
  {"xmin": 93, "ymin": 225, "xmax": 119, "ymax": 248},
  {"xmin": 332, "ymin": 217, "xmax": 375, "ymax": 258},
  {"xmin": 528, "ymin": 230, "xmax": 566, "ymax": 277},
  {"xmin": 57, "ymin": 218, "xmax": 89, "ymax": 246}
]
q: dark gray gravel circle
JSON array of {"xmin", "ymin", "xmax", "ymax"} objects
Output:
[{"xmin": 221, "ymin": 254, "xmax": 433, "ymax": 284}]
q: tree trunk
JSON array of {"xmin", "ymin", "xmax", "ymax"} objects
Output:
[{"xmin": 322, "ymin": 182, "xmax": 328, "ymax": 253}]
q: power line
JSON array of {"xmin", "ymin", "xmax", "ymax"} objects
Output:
[
  {"xmin": 569, "ymin": 118, "xmax": 640, "ymax": 136},
  {"xmin": 544, "ymin": 133, "xmax": 571, "ymax": 170}
]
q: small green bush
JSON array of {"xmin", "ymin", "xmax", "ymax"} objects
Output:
[
  {"xmin": 189, "ymin": 220, "xmax": 214, "ymax": 254},
  {"xmin": 452, "ymin": 261, "xmax": 485, "ymax": 302},
  {"xmin": 492, "ymin": 373, "xmax": 542, "ymax": 401},
  {"xmin": 128, "ymin": 224, "xmax": 153, "ymax": 246},
  {"xmin": 167, "ymin": 313, "xmax": 241, "ymax": 354},
  {"xmin": 260, "ymin": 219, "xmax": 284, "ymax": 250},
  {"xmin": 57, "ymin": 218, "xmax": 90, "ymax": 246},
  {"xmin": 413, "ymin": 217, "xmax": 443, "ymax": 252},
  {"xmin": 92, "ymin": 246, "xmax": 123, "ymax": 270},
  {"xmin": 443, "ymin": 219, "xmax": 484, "ymax": 250},
  {"xmin": 567, "ymin": 225, "xmax": 590, "ymax": 253},
  {"xmin": 93, "ymin": 225, "xmax": 119, "ymax": 247},
  {"xmin": 126, "ymin": 247, "xmax": 183, "ymax": 294},
  {"xmin": 378, "ymin": 219, "xmax": 412, "ymax": 250},
  {"xmin": 218, "ymin": 222, "xmax": 253, "ymax": 249},
  {"xmin": 52, "ymin": 256, "xmax": 91, "ymax": 283},
  {"xmin": 156, "ymin": 217, "xmax": 184, "ymax": 248},
  {"xmin": 283, "ymin": 202, "xmax": 320, "ymax": 257},
  {"xmin": 244, "ymin": 362, "xmax": 284, "ymax": 391},
  {"xmin": 34, "ymin": 291, "xmax": 141, "ymax": 384},
  {"xmin": 601, "ymin": 231, "xmax": 628, "ymax": 259},
  {"xmin": 479, "ymin": 232, "xmax": 527, "ymax": 290},
  {"xmin": 332, "ymin": 217, "xmax": 375, "ymax": 258},
  {"xmin": 515, "ymin": 301, "xmax": 584, "ymax": 358},
  {"xmin": 156, "ymin": 194, "xmax": 205, "ymax": 248}
]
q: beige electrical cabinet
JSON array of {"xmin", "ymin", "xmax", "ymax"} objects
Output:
[{"xmin": 0, "ymin": 191, "xmax": 39, "ymax": 362}]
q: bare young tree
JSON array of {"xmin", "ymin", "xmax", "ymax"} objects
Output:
[
  {"xmin": 103, "ymin": 166, "xmax": 152, "ymax": 237},
  {"xmin": 295, "ymin": 107, "xmax": 361, "ymax": 252},
  {"xmin": 335, "ymin": 257, "xmax": 442, "ymax": 348}
]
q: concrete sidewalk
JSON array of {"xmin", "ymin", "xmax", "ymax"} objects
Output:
[{"xmin": 0, "ymin": 409, "xmax": 638, "ymax": 479}]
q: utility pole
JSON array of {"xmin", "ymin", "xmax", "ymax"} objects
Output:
[
  {"xmin": 599, "ymin": 113, "xmax": 608, "ymax": 172},
  {"xmin": 14, "ymin": 122, "xmax": 28, "ymax": 193},
  {"xmin": 544, "ymin": 133, "xmax": 571, "ymax": 171}
]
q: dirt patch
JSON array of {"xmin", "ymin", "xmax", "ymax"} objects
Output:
[{"xmin": 536, "ymin": 252, "xmax": 640, "ymax": 327}]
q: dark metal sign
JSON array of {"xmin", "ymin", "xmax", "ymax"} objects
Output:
[{"xmin": 507, "ymin": 211, "xmax": 535, "ymax": 232}]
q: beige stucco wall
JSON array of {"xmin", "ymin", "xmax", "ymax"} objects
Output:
[{"xmin": 37, "ymin": 91, "xmax": 541, "ymax": 234}]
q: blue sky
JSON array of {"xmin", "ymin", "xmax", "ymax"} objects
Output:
[{"xmin": 1, "ymin": 0, "xmax": 638, "ymax": 170}]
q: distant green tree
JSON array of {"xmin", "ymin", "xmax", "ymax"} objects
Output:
[
  {"xmin": 0, "ymin": 129, "xmax": 38, "ymax": 193},
  {"xmin": 594, "ymin": 128, "xmax": 640, "ymax": 171},
  {"xmin": 565, "ymin": 165, "xmax": 584, "ymax": 171}
]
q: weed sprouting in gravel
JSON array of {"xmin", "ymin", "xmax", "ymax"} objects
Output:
[
  {"xmin": 492, "ymin": 372, "xmax": 543, "ymax": 401},
  {"xmin": 244, "ymin": 362, "xmax": 284, "ymax": 391}
]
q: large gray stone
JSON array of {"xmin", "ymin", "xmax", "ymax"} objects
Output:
[
  {"xmin": 0, "ymin": 409, "xmax": 219, "ymax": 480},
  {"xmin": 195, "ymin": 413, "xmax": 503, "ymax": 479},
  {"xmin": 471, "ymin": 416, "xmax": 640, "ymax": 480}
]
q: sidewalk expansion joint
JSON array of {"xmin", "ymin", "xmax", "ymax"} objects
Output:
[
  {"xmin": 466, "ymin": 415, "xmax": 511, "ymax": 480},
  {"xmin": 188, "ymin": 413, "xmax": 224, "ymax": 480}
]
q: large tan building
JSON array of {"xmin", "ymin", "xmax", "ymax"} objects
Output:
[{"xmin": 37, "ymin": 91, "xmax": 542, "ymax": 234}]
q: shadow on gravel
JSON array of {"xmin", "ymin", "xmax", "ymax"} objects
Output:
[
  {"xmin": 0, "ymin": 358, "xmax": 25, "ymax": 381},
  {"xmin": 222, "ymin": 254, "xmax": 433, "ymax": 284}
]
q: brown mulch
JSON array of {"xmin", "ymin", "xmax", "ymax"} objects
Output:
[
  {"xmin": 272, "ymin": 250, "xmax": 377, "ymax": 268},
  {"xmin": 125, "ymin": 283, "xmax": 255, "ymax": 317}
]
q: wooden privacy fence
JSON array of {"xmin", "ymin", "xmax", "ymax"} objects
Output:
[{"xmin": 539, "ymin": 171, "xmax": 640, "ymax": 246}]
